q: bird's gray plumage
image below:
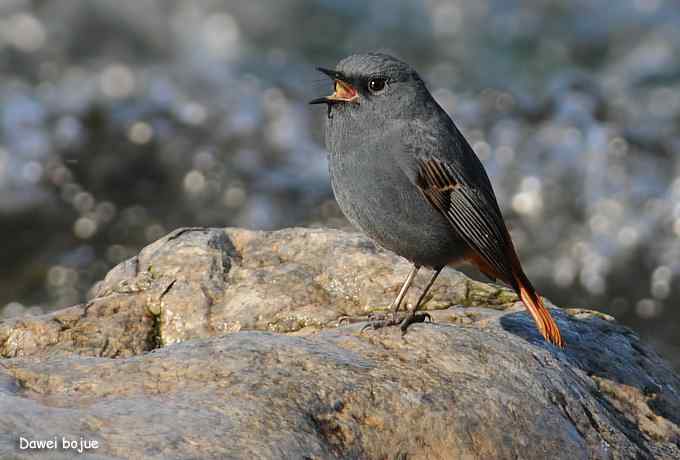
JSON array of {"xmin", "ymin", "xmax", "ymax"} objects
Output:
[
  {"xmin": 312, "ymin": 52, "xmax": 565, "ymax": 347},
  {"xmin": 322, "ymin": 53, "xmax": 513, "ymax": 277}
]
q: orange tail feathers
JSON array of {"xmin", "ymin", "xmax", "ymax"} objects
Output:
[
  {"xmin": 462, "ymin": 247, "xmax": 565, "ymax": 347},
  {"xmin": 516, "ymin": 278, "xmax": 565, "ymax": 347}
]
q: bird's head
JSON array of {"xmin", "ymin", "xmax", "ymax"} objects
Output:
[{"xmin": 310, "ymin": 53, "xmax": 427, "ymax": 121}]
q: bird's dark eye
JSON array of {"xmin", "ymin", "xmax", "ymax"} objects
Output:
[{"xmin": 367, "ymin": 78, "xmax": 387, "ymax": 94}]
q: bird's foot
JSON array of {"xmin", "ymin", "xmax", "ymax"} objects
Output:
[
  {"xmin": 337, "ymin": 308, "xmax": 396, "ymax": 326},
  {"xmin": 359, "ymin": 310, "xmax": 433, "ymax": 334},
  {"xmin": 337, "ymin": 315, "xmax": 363, "ymax": 326},
  {"xmin": 336, "ymin": 310, "xmax": 389, "ymax": 327},
  {"xmin": 360, "ymin": 311, "xmax": 403, "ymax": 332},
  {"xmin": 399, "ymin": 312, "xmax": 432, "ymax": 335}
]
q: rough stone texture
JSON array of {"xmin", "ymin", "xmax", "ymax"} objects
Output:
[
  {"xmin": 1, "ymin": 227, "xmax": 679, "ymax": 459},
  {"xmin": 0, "ymin": 227, "xmax": 515, "ymax": 359}
]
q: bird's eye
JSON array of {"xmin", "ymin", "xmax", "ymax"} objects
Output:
[{"xmin": 367, "ymin": 78, "xmax": 387, "ymax": 94}]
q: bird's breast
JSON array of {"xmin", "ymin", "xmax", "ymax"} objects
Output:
[{"xmin": 327, "ymin": 148, "xmax": 467, "ymax": 268}]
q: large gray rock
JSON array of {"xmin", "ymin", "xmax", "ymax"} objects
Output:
[{"xmin": 1, "ymin": 227, "xmax": 679, "ymax": 459}]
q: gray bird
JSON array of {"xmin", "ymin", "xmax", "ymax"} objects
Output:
[{"xmin": 311, "ymin": 53, "xmax": 564, "ymax": 347}]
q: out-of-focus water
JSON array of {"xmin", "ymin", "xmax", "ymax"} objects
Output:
[{"xmin": 0, "ymin": 0, "xmax": 678, "ymax": 367}]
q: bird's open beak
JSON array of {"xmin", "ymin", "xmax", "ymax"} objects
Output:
[{"xmin": 309, "ymin": 67, "xmax": 358, "ymax": 105}]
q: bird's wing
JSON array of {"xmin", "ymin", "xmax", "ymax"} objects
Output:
[
  {"xmin": 410, "ymin": 151, "xmax": 516, "ymax": 284},
  {"xmin": 392, "ymin": 119, "xmax": 564, "ymax": 346},
  {"xmin": 384, "ymin": 116, "xmax": 514, "ymax": 281}
]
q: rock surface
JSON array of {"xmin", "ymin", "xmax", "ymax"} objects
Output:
[{"xmin": 1, "ymin": 227, "xmax": 679, "ymax": 459}]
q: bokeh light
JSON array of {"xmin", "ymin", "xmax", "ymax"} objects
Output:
[{"xmin": 0, "ymin": 0, "xmax": 678, "ymax": 368}]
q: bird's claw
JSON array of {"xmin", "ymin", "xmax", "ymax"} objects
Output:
[
  {"xmin": 337, "ymin": 315, "xmax": 375, "ymax": 326},
  {"xmin": 337, "ymin": 316, "xmax": 352, "ymax": 327},
  {"xmin": 360, "ymin": 315, "xmax": 402, "ymax": 333},
  {"xmin": 367, "ymin": 311, "xmax": 388, "ymax": 322},
  {"xmin": 399, "ymin": 312, "xmax": 432, "ymax": 334},
  {"xmin": 340, "ymin": 305, "xmax": 433, "ymax": 334},
  {"xmin": 337, "ymin": 310, "xmax": 391, "ymax": 327},
  {"xmin": 359, "ymin": 311, "xmax": 433, "ymax": 334}
]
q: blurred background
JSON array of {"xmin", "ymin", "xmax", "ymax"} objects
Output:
[{"xmin": 0, "ymin": 0, "xmax": 678, "ymax": 367}]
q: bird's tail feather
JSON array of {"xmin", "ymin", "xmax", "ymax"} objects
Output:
[
  {"xmin": 513, "ymin": 271, "xmax": 565, "ymax": 348},
  {"xmin": 462, "ymin": 246, "xmax": 565, "ymax": 347}
]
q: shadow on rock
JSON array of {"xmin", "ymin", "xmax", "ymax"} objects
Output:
[{"xmin": 501, "ymin": 308, "xmax": 680, "ymax": 447}]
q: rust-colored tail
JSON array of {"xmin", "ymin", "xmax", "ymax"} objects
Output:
[
  {"xmin": 514, "ymin": 274, "xmax": 565, "ymax": 348},
  {"xmin": 464, "ymin": 247, "xmax": 565, "ymax": 347}
]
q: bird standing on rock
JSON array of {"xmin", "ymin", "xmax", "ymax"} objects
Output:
[{"xmin": 310, "ymin": 53, "xmax": 564, "ymax": 347}]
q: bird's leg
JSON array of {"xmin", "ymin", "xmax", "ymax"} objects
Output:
[
  {"xmin": 362, "ymin": 265, "xmax": 419, "ymax": 330},
  {"xmin": 389, "ymin": 264, "xmax": 420, "ymax": 320},
  {"xmin": 400, "ymin": 266, "xmax": 444, "ymax": 334}
]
